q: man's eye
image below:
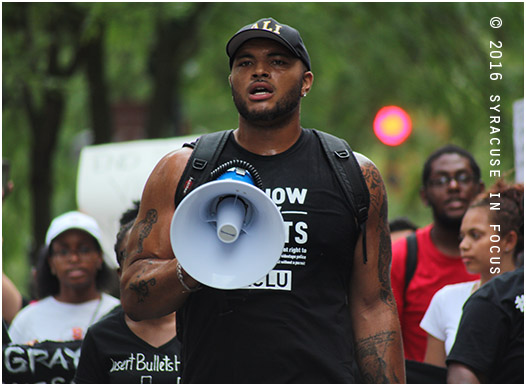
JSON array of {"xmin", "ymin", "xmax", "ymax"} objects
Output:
[
  {"xmin": 456, "ymin": 173, "xmax": 473, "ymax": 184},
  {"xmin": 437, "ymin": 176, "xmax": 449, "ymax": 184}
]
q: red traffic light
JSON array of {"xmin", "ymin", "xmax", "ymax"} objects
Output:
[{"xmin": 373, "ymin": 106, "xmax": 412, "ymax": 146}]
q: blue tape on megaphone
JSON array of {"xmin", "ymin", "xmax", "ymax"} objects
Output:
[{"xmin": 216, "ymin": 168, "xmax": 255, "ymax": 185}]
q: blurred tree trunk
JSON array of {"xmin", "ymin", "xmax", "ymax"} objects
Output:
[
  {"xmin": 23, "ymin": 87, "xmax": 64, "ymax": 266},
  {"xmin": 83, "ymin": 22, "xmax": 112, "ymax": 145},
  {"xmin": 12, "ymin": 4, "xmax": 87, "ymax": 265},
  {"xmin": 145, "ymin": 3, "xmax": 210, "ymax": 138}
]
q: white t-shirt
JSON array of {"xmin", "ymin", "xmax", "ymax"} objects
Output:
[
  {"xmin": 420, "ymin": 280, "xmax": 478, "ymax": 355},
  {"xmin": 8, "ymin": 293, "xmax": 120, "ymax": 344}
]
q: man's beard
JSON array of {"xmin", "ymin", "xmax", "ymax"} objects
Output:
[
  {"xmin": 431, "ymin": 206, "xmax": 463, "ymax": 231},
  {"xmin": 231, "ymin": 80, "xmax": 303, "ymax": 126}
]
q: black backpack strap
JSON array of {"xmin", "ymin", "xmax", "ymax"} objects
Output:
[
  {"xmin": 313, "ymin": 130, "xmax": 370, "ymax": 264},
  {"xmin": 404, "ymin": 232, "xmax": 418, "ymax": 291},
  {"xmin": 174, "ymin": 130, "xmax": 233, "ymax": 208}
]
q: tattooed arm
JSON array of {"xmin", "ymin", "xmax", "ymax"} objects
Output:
[
  {"xmin": 120, "ymin": 147, "xmax": 199, "ymax": 321},
  {"xmin": 349, "ymin": 153, "xmax": 405, "ymax": 383}
]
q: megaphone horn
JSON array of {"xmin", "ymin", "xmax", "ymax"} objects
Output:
[{"xmin": 170, "ymin": 160, "xmax": 286, "ymax": 290}]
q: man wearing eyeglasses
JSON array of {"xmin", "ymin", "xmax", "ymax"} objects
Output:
[{"xmin": 390, "ymin": 145, "xmax": 484, "ymax": 363}]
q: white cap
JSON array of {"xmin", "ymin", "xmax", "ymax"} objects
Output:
[{"xmin": 45, "ymin": 211, "xmax": 103, "ymax": 249}]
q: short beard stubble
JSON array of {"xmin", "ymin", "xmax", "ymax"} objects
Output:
[
  {"xmin": 431, "ymin": 205, "xmax": 464, "ymax": 232},
  {"xmin": 231, "ymin": 78, "xmax": 303, "ymax": 127}
]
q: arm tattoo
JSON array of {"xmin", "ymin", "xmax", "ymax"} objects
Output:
[
  {"xmin": 129, "ymin": 278, "xmax": 156, "ymax": 303},
  {"xmin": 362, "ymin": 162, "xmax": 396, "ymax": 307},
  {"xmin": 360, "ymin": 163, "xmax": 383, "ymax": 213},
  {"xmin": 378, "ymin": 195, "xmax": 396, "ymax": 308},
  {"xmin": 355, "ymin": 331, "xmax": 400, "ymax": 383},
  {"xmin": 137, "ymin": 209, "xmax": 158, "ymax": 254}
]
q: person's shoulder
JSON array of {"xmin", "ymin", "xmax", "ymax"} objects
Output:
[
  {"xmin": 416, "ymin": 224, "xmax": 433, "ymax": 236},
  {"xmin": 353, "ymin": 152, "xmax": 384, "ymax": 196},
  {"xmin": 391, "ymin": 225, "xmax": 429, "ymax": 261},
  {"xmin": 414, "ymin": 224, "xmax": 434, "ymax": 247},
  {"xmin": 497, "ymin": 266, "xmax": 523, "ymax": 284},
  {"xmin": 86, "ymin": 305, "xmax": 123, "ymax": 334},
  {"xmin": 12, "ymin": 297, "xmax": 53, "ymax": 318},
  {"xmin": 140, "ymin": 146, "xmax": 193, "ymax": 199},
  {"xmin": 8, "ymin": 298, "xmax": 50, "ymax": 335},
  {"xmin": 101, "ymin": 293, "xmax": 120, "ymax": 305},
  {"xmin": 353, "ymin": 151, "xmax": 375, "ymax": 169},
  {"xmin": 435, "ymin": 281, "xmax": 477, "ymax": 299},
  {"xmin": 391, "ymin": 232, "xmax": 414, "ymax": 266},
  {"xmin": 98, "ymin": 295, "xmax": 122, "ymax": 318},
  {"xmin": 475, "ymin": 267, "xmax": 523, "ymax": 301},
  {"xmin": 306, "ymin": 130, "xmax": 374, "ymax": 168},
  {"xmin": 154, "ymin": 147, "xmax": 193, "ymax": 171},
  {"xmin": 95, "ymin": 305, "xmax": 123, "ymax": 325}
]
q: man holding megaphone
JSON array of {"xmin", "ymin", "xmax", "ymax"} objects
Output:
[{"xmin": 120, "ymin": 17, "xmax": 404, "ymax": 383}]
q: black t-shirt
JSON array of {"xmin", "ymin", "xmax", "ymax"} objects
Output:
[
  {"xmin": 74, "ymin": 306, "xmax": 181, "ymax": 384},
  {"xmin": 447, "ymin": 266, "xmax": 524, "ymax": 384},
  {"xmin": 178, "ymin": 129, "xmax": 362, "ymax": 383}
]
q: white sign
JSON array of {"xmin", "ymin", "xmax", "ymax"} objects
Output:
[{"xmin": 76, "ymin": 135, "xmax": 200, "ymax": 268}]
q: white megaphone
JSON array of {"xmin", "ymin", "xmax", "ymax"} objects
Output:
[{"xmin": 170, "ymin": 162, "xmax": 286, "ymax": 290}]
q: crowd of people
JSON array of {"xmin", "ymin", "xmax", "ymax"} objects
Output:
[{"xmin": 2, "ymin": 17, "xmax": 523, "ymax": 384}]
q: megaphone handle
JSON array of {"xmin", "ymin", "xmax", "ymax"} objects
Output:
[{"xmin": 176, "ymin": 262, "xmax": 202, "ymax": 293}]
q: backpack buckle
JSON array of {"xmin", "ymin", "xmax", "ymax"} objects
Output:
[
  {"xmin": 334, "ymin": 149, "xmax": 350, "ymax": 159},
  {"xmin": 192, "ymin": 158, "xmax": 207, "ymax": 170}
]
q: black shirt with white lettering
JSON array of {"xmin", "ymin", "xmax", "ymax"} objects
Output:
[
  {"xmin": 74, "ymin": 306, "xmax": 181, "ymax": 384},
  {"xmin": 177, "ymin": 129, "xmax": 362, "ymax": 383},
  {"xmin": 447, "ymin": 266, "xmax": 524, "ymax": 384}
]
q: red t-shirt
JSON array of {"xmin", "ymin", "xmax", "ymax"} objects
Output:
[{"xmin": 391, "ymin": 224, "xmax": 480, "ymax": 361}]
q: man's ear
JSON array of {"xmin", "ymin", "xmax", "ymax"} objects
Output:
[
  {"xmin": 228, "ymin": 74, "xmax": 232, "ymax": 87},
  {"xmin": 302, "ymin": 71, "xmax": 313, "ymax": 95}
]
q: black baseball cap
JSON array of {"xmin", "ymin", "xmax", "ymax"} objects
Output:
[{"xmin": 226, "ymin": 17, "xmax": 311, "ymax": 71}]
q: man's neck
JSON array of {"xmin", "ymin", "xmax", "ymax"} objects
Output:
[
  {"xmin": 124, "ymin": 312, "xmax": 176, "ymax": 348},
  {"xmin": 430, "ymin": 222, "xmax": 462, "ymax": 257},
  {"xmin": 235, "ymin": 114, "xmax": 302, "ymax": 156}
]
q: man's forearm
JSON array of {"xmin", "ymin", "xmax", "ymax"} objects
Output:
[
  {"xmin": 353, "ymin": 309, "xmax": 405, "ymax": 383},
  {"xmin": 120, "ymin": 257, "xmax": 190, "ymax": 321}
]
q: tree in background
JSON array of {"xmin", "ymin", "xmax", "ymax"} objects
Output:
[
  {"xmin": 3, "ymin": 4, "xmax": 90, "ymax": 270},
  {"xmin": 3, "ymin": 3, "xmax": 212, "ymax": 284}
]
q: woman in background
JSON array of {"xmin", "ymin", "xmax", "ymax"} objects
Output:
[
  {"xmin": 420, "ymin": 180, "xmax": 523, "ymax": 367},
  {"xmin": 8, "ymin": 211, "xmax": 119, "ymax": 344}
]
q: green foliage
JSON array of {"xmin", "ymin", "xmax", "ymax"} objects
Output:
[{"xmin": 2, "ymin": 2, "xmax": 524, "ymax": 296}]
